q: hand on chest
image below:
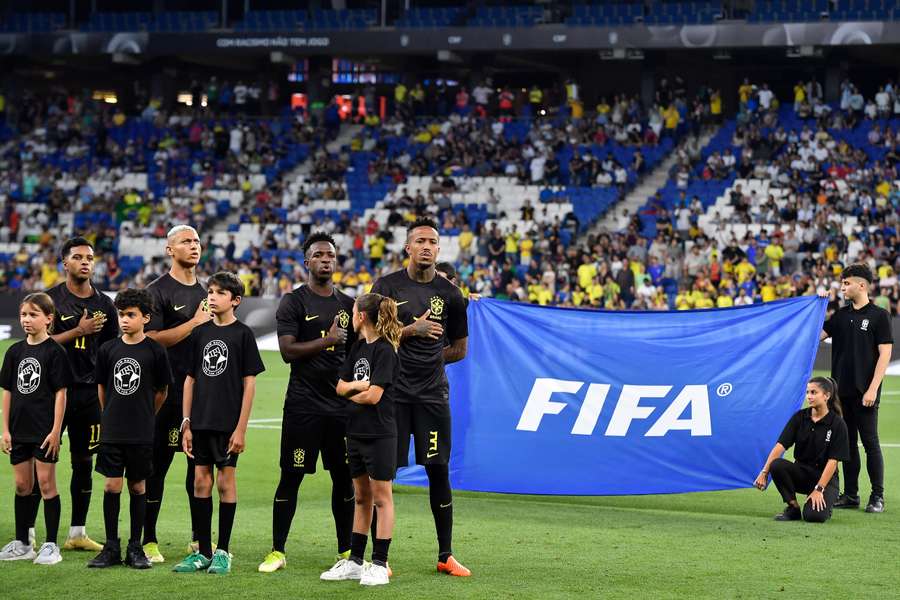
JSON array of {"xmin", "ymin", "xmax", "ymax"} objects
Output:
[{"xmin": 396, "ymin": 291, "xmax": 447, "ymax": 325}]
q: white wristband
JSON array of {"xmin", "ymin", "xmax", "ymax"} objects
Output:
[{"xmin": 180, "ymin": 417, "xmax": 191, "ymax": 432}]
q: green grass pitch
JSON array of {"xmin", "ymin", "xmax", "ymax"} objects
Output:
[{"xmin": 0, "ymin": 339, "xmax": 897, "ymax": 599}]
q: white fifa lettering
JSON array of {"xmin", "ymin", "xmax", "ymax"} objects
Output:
[
  {"xmin": 515, "ymin": 378, "xmax": 583, "ymax": 431},
  {"xmin": 605, "ymin": 385, "xmax": 671, "ymax": 436},
  {"xmin": 645, "ymin": 385, "xmax": 711, "ymax": 436},
  {"xmin": 571, "ymin": 383, "xmax": 611, "ymax": 435}
]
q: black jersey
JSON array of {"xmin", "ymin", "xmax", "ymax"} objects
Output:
[
  {"xmin": 47, "ymin": 282, "xmax": 118, "ymax": 388},
  {"xmin": 145, "ymin": 272, "xmax": 207, "ymax": 377},
  {"xmin": 0, "ymin": 338, "xmax": 71, "ymax": 442},
  {"xmin": 185, "ymin": 320, "xmax": 265, "ymax": 433},
  {"xmin": 824, "ymin": 301, "xmax": 893, "ymax": 400},
  {"xmin": 371, "ymin": 269, "xmax": 467, "ymax": 403},
  {"xmin": 778, "ymin": 408, "xmax": 850, "ymax": 471},
  {"xmin": 340, "ymin": 338, "xmax": 399, "ymax": 438},
  {"xmin": 275, "ymin": 285, "xmax": 355, "ymax": 416},
  {"xmin": 95, "ymin": 337, "xmax": 173, "ymax": 444}
]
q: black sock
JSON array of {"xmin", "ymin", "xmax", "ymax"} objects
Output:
[
  {"xmin": 27, "ymin": 475, "xmax": 40, "ymax": 529},
  {"xmin": 186, "ymin": 458, "xmax": 198, "ymax": 540},
  {"xmin": 129, "ymin": 493, "xmax": 146, "ymax": 545},
  {"xmin": 349, "ymin": 532, "xmax": 367, "ymax": 565},
  {"xmin": 196, "ymin": 496, "xmax": 213, "ymax": 558},
  {"xmin": 43, "ymin": 495, "xmax": 61, "ymax": 545},
  {"xmin": 103, "ymin": 491, "xmax": 121, "ymax": 544},
  {"xmin": 425, "ymin": 464, "xmax": 453, "ymax": 561},
  {"xmin": 69, "ymin": 459, "xmax": 93, "ymax": 528},
  {"xmin": 272, "ymin": 471, "xmax": 303, "ymax": 553},
  {"xmin": 218, "ymin": 501, "xmax": 236, "ymax": 553},
  {"xmin": 143, "ymin": 446, "xmax": 174, "ymax": 545},
  {"xmin": 14, "ymin": 494, "xmax": 30, "ymax": 545},
  {"xmin": 372, "ymin": 537, "xmax": 391, "ymax": 567},
  {"xmin": 330, "ymin": 469, "xmax": 354, "ymax": 555}
]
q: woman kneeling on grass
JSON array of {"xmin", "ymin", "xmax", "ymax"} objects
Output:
[
  {"xmin": 321, "ymin": 292, "xmax": 400, "ymax": 587},
  {"xmin": 755, "ymin": 377, "xmax": 849, "ymax": 523}
]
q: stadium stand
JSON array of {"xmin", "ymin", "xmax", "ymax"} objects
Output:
[
  {"xmin": 0, "ymin": 11, "xmax": 66, "ymax": 33},
  {"xmin": 0, "ymin": 74, "xmax": 897, "ymax": 314}
]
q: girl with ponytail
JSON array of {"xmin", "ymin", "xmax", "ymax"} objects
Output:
[
  {"xmin": 329, "ymin": 293, "xmax": 401, "ymax": 586},
  {"xmin": 753, "ymin": 377, "xmax": 850, "ymax": 523}
]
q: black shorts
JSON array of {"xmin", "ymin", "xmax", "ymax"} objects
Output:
[
  {"xmin": 191, "ymin": 430, "xmax": 238, "ymax": 469},
  {"xmin": 348, "ymin": 436, "xmax": 397, "ymax": 482},
  {"xmin": 10, "ymin": 441, "xmax": 58, "ymax": 465},
  {"xmin": 395, "ymin": 402, "xmax": 451, "ymax": 467},
  {"xmin": 280, "ymin": 413, "xmax": 347, "ymax": 474},
  {"xmin": 63, "ymin": 386, "xmax": 102, "ymax": 457},
  {"xmin": 154, "ymin": 377, "xmax": 186, "ymax": 453},
  {"xmin": 95, "ymin": 443, "xmax": 154, "ymax": 481}
]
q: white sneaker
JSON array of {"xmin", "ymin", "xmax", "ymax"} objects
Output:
[
  {"xmin": 320, "ymin": 558, "xmax": 364, "ymax": 581},
  {"xmin": 0, "ymin": 540, "xmax": 36, "ymax": 561},
  {"xmin": 33, "ymin": 542, "xmax": 62, "ymax": 565},
  {"xmin": 360, "ymin": 563, "xmax": 390, "ymax": 586}
]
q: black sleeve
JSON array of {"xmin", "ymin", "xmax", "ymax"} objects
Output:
[
  {"xmin": 338, "ymin": 346, "xmax": 355, "ymax": 382},
  {"xmin": 48, "ymin": 345, "xmax": 73, "ymax": 391},
  {"xmin": 153, "ymin": 344, "xmax": 174, "ymax": 391},
  {"xmin": 828, "ymin": 418, "xmax": 850, "ymax": 462},
  {"xmin": 99, "ymin": 296, "xmax": 120, "ymax": 343},
  {"xmin": 369, "ymin": 343, "xmax": 398, "ymax": 389},
  {"xmin": 94, "ymin": 343, "xmax": 109, "ymax": 386},
  {"xmin": 184, "ymin": 330, "xmax": 198, "ymax": 378},
  {"xmin": 275, "ymin": 294, "xmax": 303, "ymax": 339},
  {"xmin": 0, "ymin": 347, "xmax": 15, "ymax": 391},
  {"xmin": 776, "ymin": 411, "xmax": 801, "ymax": 449},
  {"xmin": 875, "ymin": 310, "xmax": 893, "ymax": 346},
  {"xmin": 242, "ymin": 327, "xmax": 266, "ymax": 377},
  {"xmin": 446, "ymin": 288, "xmax": 469, "ymax": 342},
  {"xmin": 370, "ymin": 277, "xmax": 388, "ymax": 297},
  {"xmin": 145, "ymin": 286, "xmax": 165, "ymax": 333},
  {"xmin": 822, "ymin": 311, "xmax": 836, "ymax": 338}
]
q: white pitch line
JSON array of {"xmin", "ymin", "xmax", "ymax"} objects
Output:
[
  {"xmin": 248, "ymin": 418, "xmax": 282, "ymax": 424},
  {"xmin": 248, "ymin": 424, "xmax": 282, "ymax": 430}
]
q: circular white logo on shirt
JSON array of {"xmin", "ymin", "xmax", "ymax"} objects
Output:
[
  {"xmin": 17, "ymin": 357, "xmax": 41, "ymax": 395},
  {"xmin": 202, "ymin": 340, "xmax": 228, "ymax": 377},
  {"xmin": 353, "ymin": 358, "xmax": 370, "ymax": 382},
  {"xmin": 113, "ymin": 357, "xmax": 141, "ymax": 396}
]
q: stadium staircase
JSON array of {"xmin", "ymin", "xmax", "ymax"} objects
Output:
[{"xmin": 587, "ymin": 125, "xmax": 720, "ymax": 235}]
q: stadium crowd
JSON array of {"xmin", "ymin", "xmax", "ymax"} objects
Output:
[{"xmin": 0, "ymin": 79, "xmax": 899, "ymax": 315}]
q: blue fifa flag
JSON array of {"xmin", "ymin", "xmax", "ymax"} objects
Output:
[{"xmin": 396, "ymin": 296, "xmax": 826, "ymax": 495}]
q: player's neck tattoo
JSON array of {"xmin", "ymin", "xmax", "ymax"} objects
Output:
[{"xmin": 408, "ymin": 264, "xmax": 436, "ymax": 283}]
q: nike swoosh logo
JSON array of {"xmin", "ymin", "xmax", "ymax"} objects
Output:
[
  {"xmin": 439, "ymin": 502, "xmax": 452, "ymax": 509},
  {"xmin": 60, "ymin": 315, "xmax": 76, "ymax": 321},
  {"xmin": 427, "ymin": 452, "xmax": 439, "ymax": 458},
  {"xmin": 174, "ymin": 305, "xmax": 186, "ymax": 311},
  {"xmin": 274, "ymin": 498, "xmax": 289, "ymax": 503},
  {"xmin": 343, "ymin": 496, "xmax": 355, "ymax": 503},
  {"xmin": 305, "ymin": 315, "xmax": 318, "ymax": 321},
  {"xmin": 88, "ymin": 444, "xmax": 100, "ymax": 451},
  {"xmin": 395, "ymin": 301, "xmax": 408, "ymax": 306}
]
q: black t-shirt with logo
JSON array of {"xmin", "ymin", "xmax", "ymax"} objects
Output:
[
  {"xmin": 185, "ymin": 320, "xmax": 266, "ymax": 433},
  {"xmin": 824, "ymin": 301, "xmax": 893, "ymax": 402},
  {"xmin": 47, "ymin": 283, "xmax": 119, "ymax": 390},
  {"xmin": 145, "ymin": 273, "xmax": 207, "ymax": 379},
  {"xmin": 339, "ymin": 338, "xmax": 399, "ymax": 438},
  {"xmin": 275, "ymin": 285, "xmax": 355, "ymax": 417},
  {"xmin": 95, "ymin": 337, "xmax": 173, "ymax": 444},
  {"xmin": 778, "ymin": 408, "xmax": 850, "ymax": 473},
  {"xmin": 0, "ymin": 339, "xmax": 72, "ymax": 442},
  {"xmin": 371, "ymin": 269, "xmax": 468, "ymax": 403}
]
